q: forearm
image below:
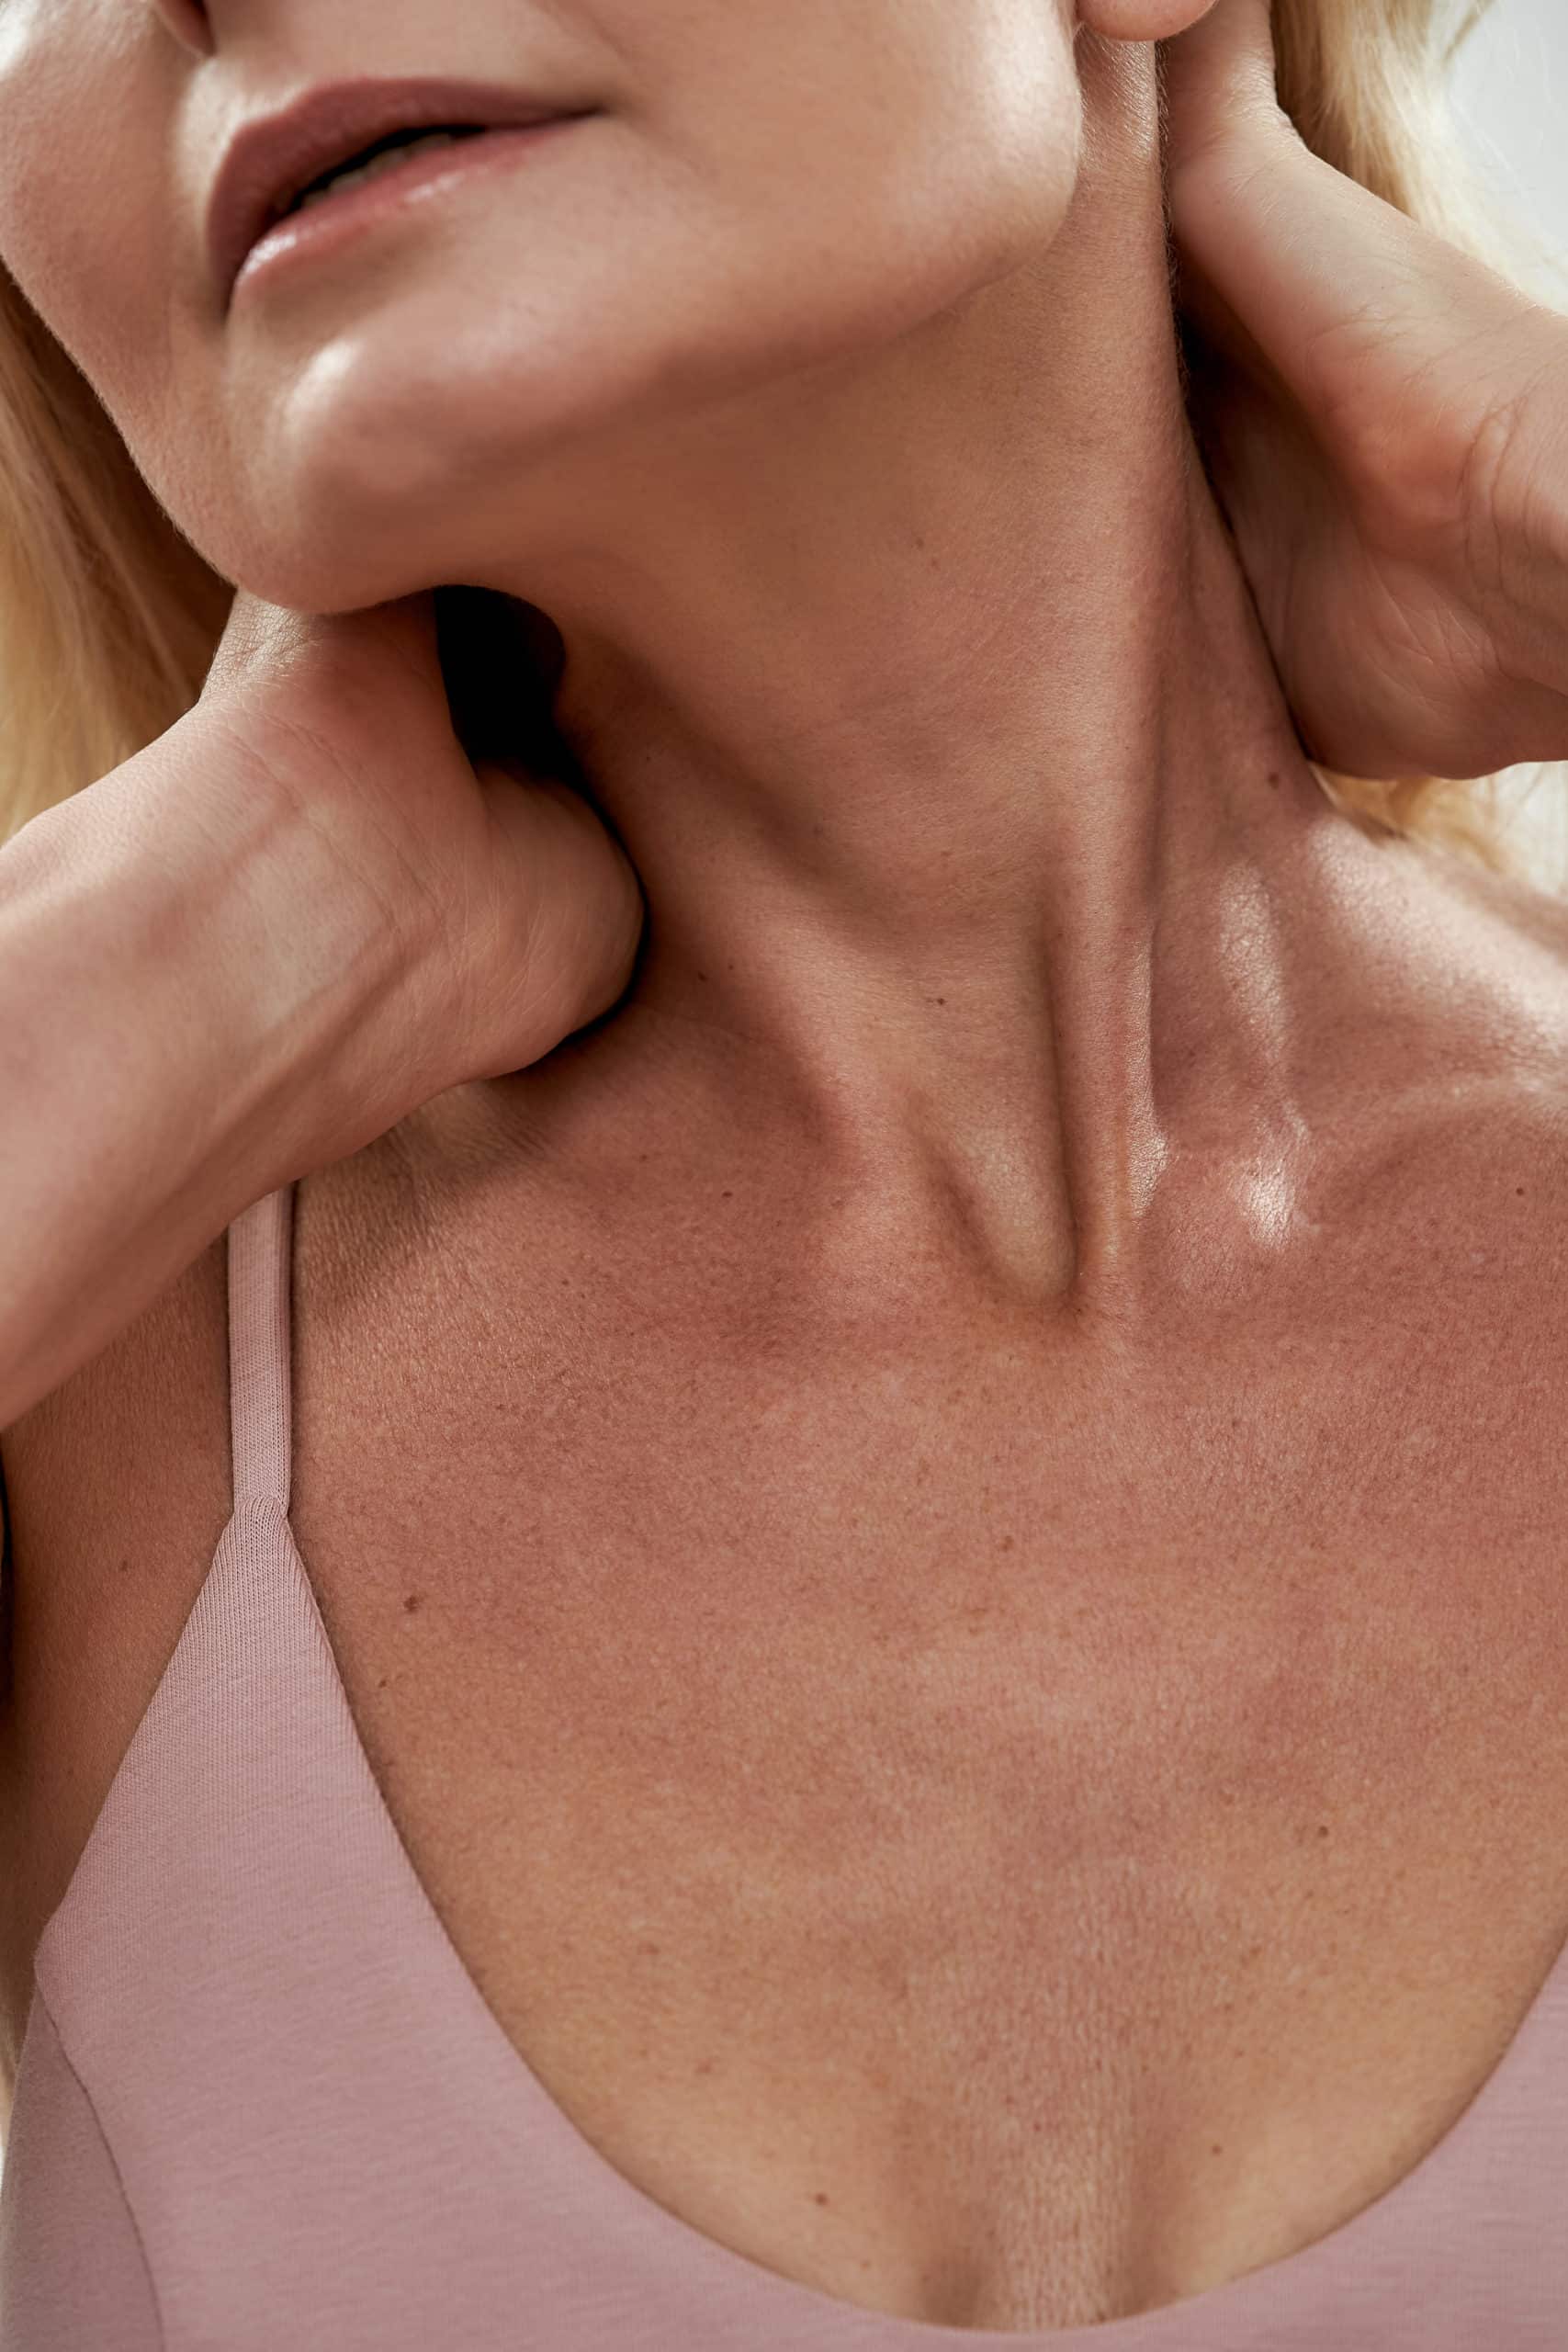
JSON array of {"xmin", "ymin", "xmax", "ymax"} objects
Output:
[{"xmin": 0, "ymin": 715, "xmax": 429, "ymax": 1427}]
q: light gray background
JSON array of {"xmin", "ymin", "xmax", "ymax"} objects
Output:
[
  {"xmin": 1452, "ymin": 0, "xmax": 1568, "ymax": 279},
  {"xmin": 1435, "ymin": 0, "xmax": 1568, "ymax": 887}
]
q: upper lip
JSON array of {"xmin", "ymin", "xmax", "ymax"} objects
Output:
[{"xmin": 208, "ymin": 75, "xmax": 583, "ymax": 305}]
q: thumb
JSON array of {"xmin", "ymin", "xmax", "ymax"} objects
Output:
[{"xmin": 463, "ymin": 763, "xmax": 646, "ymax": 1076}]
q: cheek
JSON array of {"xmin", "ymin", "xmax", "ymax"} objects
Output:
[
  {"xmin": 0, "ymin": 20, "xmax": 159, "ymax": 369},
  {"xmin": 0, "ymin": 101, "xmax": 204, "ymax": 550},
  {"xmin": 5, "ymin": 172, "xmax": 256, "ymax": 594},
  {"xmin": 639, "ymin": 9, "xmax": 1087, "ymax": 394},
  {"xmin": 785, "ymin": 89, "xmax": 1086, "ymax": 344},
  {"xmin": 19, "ymin": 234, "xmax": 229, "ymax": 576}
]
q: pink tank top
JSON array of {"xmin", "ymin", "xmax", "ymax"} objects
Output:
[{"xmin": 3, "ymin": 1181, "xmax": 1567, "ymax": 2347}]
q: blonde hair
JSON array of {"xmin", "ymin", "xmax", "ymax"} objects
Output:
[{"xmin": 0, "ymin": 0, "xmax": 1562, "ymax": 869}]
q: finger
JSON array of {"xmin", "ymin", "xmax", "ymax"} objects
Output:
[
  {"xmin": 1159, "ymin": 0, "xmax": 1287, "ymax": 179},
  {"xmin": 1170, "ymin": 107, "xmax": 1534, "ymax": 442}
]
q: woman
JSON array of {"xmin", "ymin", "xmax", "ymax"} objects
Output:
[{"xmin": 2, "ymin": 0, "xmax": 1568, "ymax": 2340}]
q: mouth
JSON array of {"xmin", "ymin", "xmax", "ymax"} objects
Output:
[
  {"xmin": 280, "ymin": 122, "xmax": 493, "ymax": 220},
  {"xmin": 209, "ymin": 77, "xmax": 594, "ymax": 309}
]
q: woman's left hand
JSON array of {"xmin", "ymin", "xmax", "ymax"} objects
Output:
[{"xmin": 1159, "ymin": 0, "xmax": 1568, "ymax": 781}]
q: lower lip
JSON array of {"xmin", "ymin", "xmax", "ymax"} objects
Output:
[{"xmin": 230, "ymin": 118, "xmax": 589, "ymax": 307}]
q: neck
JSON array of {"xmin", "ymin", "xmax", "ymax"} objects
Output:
[{"xmin": 474, "ymin": 59, "xmax": 1377, "ymax": 1306}]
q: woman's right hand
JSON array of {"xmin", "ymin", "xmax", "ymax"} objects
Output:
[{"xmin": 197, "ymin": 586, "xmax": 645, "ymax": 1102}]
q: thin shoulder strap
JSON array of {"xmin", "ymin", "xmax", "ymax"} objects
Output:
[{"xmin": 226, "ymin": 1182, "xmax": 295, "ymax": 1513}]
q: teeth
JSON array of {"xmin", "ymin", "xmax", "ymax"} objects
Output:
[{"xmin": 295, "ymin": 130, "xmax": 468, "ymax": 213}]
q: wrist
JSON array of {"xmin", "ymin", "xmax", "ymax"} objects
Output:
[{"xmin": 45, "ymin": 709, "xmax": 436, "ymax": 1193}]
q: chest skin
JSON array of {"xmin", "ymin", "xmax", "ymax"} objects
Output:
[{"xmin": 4, "ymin": 1096, "xmax": 1568, "ymax": 2335}]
